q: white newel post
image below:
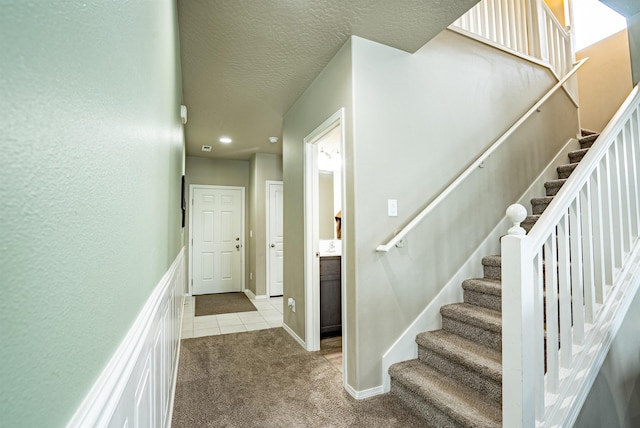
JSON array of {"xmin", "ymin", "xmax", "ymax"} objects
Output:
[{"xmin": 502, "ymin": 204, "xmax": 535, "ymax": 428}]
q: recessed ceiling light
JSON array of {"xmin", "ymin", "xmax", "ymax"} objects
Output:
[
  {"xmin": 219, "ymin": 137, "xmax": 232, "ymax": 144},
  {"xmin": 201, "ymin": 145, "xmax": 212, "ymax": 152}
]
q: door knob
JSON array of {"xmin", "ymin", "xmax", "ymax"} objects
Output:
[
  {"xmin": 236, "ymin": 237, "xmax": 240, "ymax": 241},
  {"xmin": 270, "ymin": 243, "xmax": 275, "ymax": 248},
  {"xmin": 236, "ymin": 244, "xmax": 240, "ymax": 249}
]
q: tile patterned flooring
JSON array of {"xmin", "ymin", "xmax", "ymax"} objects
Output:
[
  {"xmin": 180, "ymin": 294, "xmax": 343, "ymax": 373},
  {"xmin": 181, "ymin": 294, "xmax": 283, "ymax": 339}
]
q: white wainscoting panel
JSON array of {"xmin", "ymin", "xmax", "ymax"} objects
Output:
[{"xmin": 67, "ymin": 247, "xmax": 186, "ymax": 428}]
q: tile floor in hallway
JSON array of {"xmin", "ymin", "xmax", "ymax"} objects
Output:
[{"xmin": 180, "ymin": 294, "xmax": 283, "ymax": 338}]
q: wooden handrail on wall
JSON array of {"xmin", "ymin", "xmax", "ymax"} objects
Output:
[{"xmin": 376, "ymin": 58, "xmax": 587, "ymax": 252}]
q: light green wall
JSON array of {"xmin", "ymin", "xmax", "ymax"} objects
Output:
[
  {"xmin": 282, "ymin": 39, "xmax": 354, "ymax": 348},
  {"xmin": 0, "ymin": 1, "xmax": 184, "ymax": 426},
  {"xmin": 185, "ymin": 156, "xmax": 251, "ymax": 291},
  {"xmin": 248, "ymin": 153, "xmax": 283, "ymax": 296},
  {"xmin": 574, "ymin": 285, "xmax": 640, "ymax": 427}
]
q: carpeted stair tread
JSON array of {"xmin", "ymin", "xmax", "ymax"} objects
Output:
[
  {"xmin": 568, "ymin": 148, "xmax": 589, "ymax": 164},
  {"xmin": 579, "ymin": 134, "xmax": 598, "ymax": 149},
  {"xmin": 522, "ymin": 214, "xmax": 540, "ymax": 234},
  {"xmin": 557, "ymin": 163, "xmax": 578, "ymax": 179},
  {"xmin": 581, "ymin": 128, "xmax": 598, "ymax": 136},
  {"xmin": 416, "ymin": 330, "xmax": 502, "ymax": 381},
  {"xmin": 386, "ymin": 128, "xmax": 602, "ymax": 425},
  {"xmin": 389, "ymin": 360, "xmax": 501, "ymax": 427},
  {"xmin": 481, "ymin": 255, "xmax": 502, "ymax": 280},
  {"xmin": 481, "ymin": 255, "xmax": 501, "ymax": 267},
  {"xmin": 531, "ymin": 196, "xmax": 554, "ymax": 204},
  {"xmin": 441, "ymin": 303, "xmax": 501, "ymax": 333},
  {"xmin": 462, "ymin": 278, "xmax": 501, "ymax": 296},
  {"xmin": 545, "ymin": 178, "xmax": 567, "ymax": 196},
  {"xmin": 531, "ymin": 196, "xmax": 554, "ymax": 214}
]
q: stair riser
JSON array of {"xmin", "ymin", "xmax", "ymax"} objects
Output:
[
  {"xmin": 464, "ymin": 290, "xmax": 501, "ymax": 312},
  {"xmin": 418, "ymin": 347, "xmax": 502, "ymax": 405},
  {"xmin": 557, "ymin": 165, "xmax": 577, "ymax": 179},
  {"xmin": 532, "ymin": 201, "xmax": 551, "ymax": 215},
  {"xmin": 441, "ymin": 317, "xmax": 502, "ymax": 352},
  {"xmin": 390, "ymin": 380, "xmax": 473, "ymax": 428},
  {"xmin": 569, "ymin": 152, "xmax": 586, "ymax": 163},
  {"xmin": 545, "ymin": 184, "xmax": 563, "ymax": 197},
  {"xmin": 580, "ymin": 137, "xmax": 597, "ymax": 149},
  {"xmin": 580, "ymin": 141, "xmax": 594, "ymax": 150},
  {"xmin": 483, "ymin": 265, "xmax": 500, "ymax": 280},
  {"xmin": 522, "ymin": 221, "xmax": 536, "ymax": 233}
]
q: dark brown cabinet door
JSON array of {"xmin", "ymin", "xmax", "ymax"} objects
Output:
[{"xmin": 320, "ymin": 256, "xmax": 341, "ymax": 337}]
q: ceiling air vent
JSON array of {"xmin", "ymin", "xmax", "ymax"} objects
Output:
[{"xmin": 201, "ymin": 145, "xmax": 212, "ymax": 152}]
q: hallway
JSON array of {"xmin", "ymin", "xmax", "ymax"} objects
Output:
[{"xmin": 181, "ymin": 295, "xmax": 284, "ymax": 338}]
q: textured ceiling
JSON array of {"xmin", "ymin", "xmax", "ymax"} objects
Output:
[{"xmin": 178, "ymin": 0, "xmax": 478, "ymax": 160}]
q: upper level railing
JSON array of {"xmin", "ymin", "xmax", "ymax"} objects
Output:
[
  {"xmin": 376, "ymin": 0, "xmax": 578, "ymax": 252},
  {"xmin": 451, "ymin": 0, "xmax": 573, "ymax": 80},
  {"xmin": 502, "ymin": 85, "xmax": 640, "ymax": 427}
]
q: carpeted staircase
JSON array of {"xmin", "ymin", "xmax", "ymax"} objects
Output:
[{"xmin": 388, "ymin": 130, "xmax": 600, "ymax": 427}]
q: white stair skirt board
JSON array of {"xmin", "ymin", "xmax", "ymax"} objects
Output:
[
  {"xmin": 67, "ymin": 248, "xmax": 186, "ymax": 428},
  {"xmin": 381, "ymin": 138, "xmax": 579, "ymax": 392},
  {"xmin": 244, "ymin": 289, "xmax": 268, "ymax": 300}
]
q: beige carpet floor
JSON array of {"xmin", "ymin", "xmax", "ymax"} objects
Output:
[
  {"xmin": 194, "ymin": 292, "xmax": 257, "ymax": 317},
  {"xmin": 172, "ymin": 328, "xmax": 425, "ymax": 427}
]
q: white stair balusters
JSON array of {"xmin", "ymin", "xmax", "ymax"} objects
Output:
[{"xmin": 502, "ymin": 85, "xmax": 640, "ymax": 427}]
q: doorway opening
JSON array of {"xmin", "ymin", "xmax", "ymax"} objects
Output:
[{"xmin": 304, "ymin": 108, "xmax": 346, "ymax": 381}]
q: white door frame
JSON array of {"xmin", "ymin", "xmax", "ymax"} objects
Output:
[
  {"xmin": 188, "ymin": 184, "xmax": 246, "ymax": 296},
  {"xmin": 266, "ymin": 180, "xmax": 284, "ymax": 297},
  {"xmin": 303, "ymin": 108, "xmax": 347, "ymax": 382}
]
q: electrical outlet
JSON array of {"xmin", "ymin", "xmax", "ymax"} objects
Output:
[
  {"xmin": 287, "ymin": 297, "xmax": 296, "ymax": 312},
  {"xmin": 250, "ymin": 272, "xmax": 253, "ymax": 280}
]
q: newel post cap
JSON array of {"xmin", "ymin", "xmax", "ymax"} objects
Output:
[{"xmin": 506, "ymin": 204, "xmax": 527, "ymax": 236}]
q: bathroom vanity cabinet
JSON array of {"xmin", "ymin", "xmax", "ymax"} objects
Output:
[{"xmin": 320, "ymin": 256, "xmax": 341, "ymax": 337}]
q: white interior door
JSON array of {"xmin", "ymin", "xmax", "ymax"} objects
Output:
[
  {"xmin": 267, "ymin": 182, "xmax": 284, "ymax": 296},
  {"xmin": 191, "ymin": 186, "xmax": 243, "ymax": 295}
]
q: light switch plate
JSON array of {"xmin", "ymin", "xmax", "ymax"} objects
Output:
[{"xmin": 388, "ymin": 199, "xmax": 398, "ymax": 217}]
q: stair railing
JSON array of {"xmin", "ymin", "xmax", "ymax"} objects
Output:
[
  {"xmin": 502, "ymin": 85, "xmax": 640, "ymax": 427},
  {"xmin": 451, "ymin": 0, "xmax": 573, "ymax": 81},
  {"xmin": 375, "ymin": 58, "xmax": 587, "ymax": 252}
]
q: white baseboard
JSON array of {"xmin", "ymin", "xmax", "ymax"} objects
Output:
[
  {"xmin": 381, "ymin": 138, "xmax": 580, "ymax": 392},
  {"xmin": 67, "ymin": 248, "xmax": 186, "ymax": 428},
  {"xmin": 345, "ymin": 383, "xmax": 385, "ymax": 400},
  {"xmin": 282, "ymin": 322, "xmax": 306, "ymax": 349},
  {"xmin": 244, "ymin": 289, "xmax": 268, "ymax": 300}
]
